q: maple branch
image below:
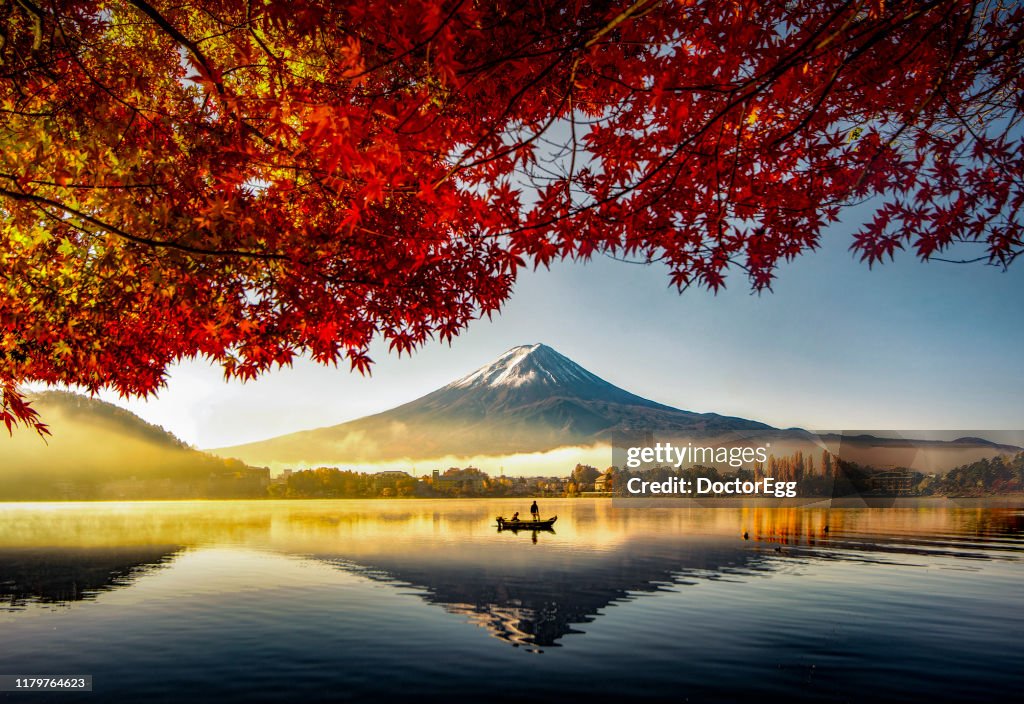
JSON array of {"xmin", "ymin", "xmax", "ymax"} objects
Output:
[
  {"xmin": 125, "ymin": 0, "xmax": 226, "ymax": 100},
  {"xmin": 434, "ymin": 51, "xmax": 571, "ymax": 185},
  {"xmin": 437, "ymin": 0, "xmax": 668, "ymax": 186},
  {"xmin": 51, "ymin": 12, "xmax": 159, "ymax": 127},
  {"xmin": 618, "ymin": 0, "xmax": 957, "ymax": 243},
  {"xmin": 123, "ymin": 0, "xmax": 280, "ymax": 150},
  {"xmin": 930, "ymin": 251, "xmax": 1019, "ymax": 266},
  {"xmin": 584, "ymin": 0, "xmax": 662, "ymax": 50},
  {"xmin": 0, "ymin": 184, "xmax": 289, "ymax": 261},
  {"xmin": 768, "ymin": 0, "xmax": 958, "ymax": 153},
  {"xmin": 244, "ymin": 0, "xmax": 283, "ymax": 91},
  {"xmin": 487, "ymin": 0, "xmax": 977, "ymax": 287},
  {"xmin": 572, "ymin": 2, "xmax": 870, "ymax": 220},
  {"xmin": 970, "ymin": 15, "xmax": 1024, "ymax": 74},
  {"xmin": 12, "ymin": 0, "xmax": 43, "ymax": 51},
  {"xmin": 0, "ymin": 172, "xmax": 160, "ymax": 190},
  {"xmin": 362, "ymin": 0, "xmax": 468, "ymax": 79}
]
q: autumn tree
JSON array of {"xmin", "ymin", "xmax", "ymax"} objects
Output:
[
  {"xmin": 572, "ymin": 463, "xmax": 601, "ymax": 486},
  {"xmin": 2, "ymin": 0, "xmax": 1023, "ymax": 433}
]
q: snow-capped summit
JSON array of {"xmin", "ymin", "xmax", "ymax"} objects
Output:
[
  {"xmin": 449, "ymin": 344, "xmax": 619, "ymax": 393},
  {"xmin": 431, "ymin": 342, "xmax": 663, "ymax": 409}
]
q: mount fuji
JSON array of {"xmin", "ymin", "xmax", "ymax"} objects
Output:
[{"xmin": 212, "ymin": 343, "xmax": 775, "ymax": 466}]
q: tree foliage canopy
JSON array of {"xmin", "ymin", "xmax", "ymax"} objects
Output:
[{"xmin": 2, "ymin": 0, "xmax": 1023, "ymax": 433}]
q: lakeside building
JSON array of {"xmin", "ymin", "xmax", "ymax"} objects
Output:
[
  {"xmin": 869, "ymin": 469, "xmax": 918, "ymax": 495},
  {"xmin": 373, "ymin": 470, "xmax": 412, "ymax": 490},
  {"xmin": 433, "ymin": 467, "xmax": 487, "ymax": 492}
]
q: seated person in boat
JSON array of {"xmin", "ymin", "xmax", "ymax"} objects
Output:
[{"xmin": 510, "ymin": 511, "xmax": 520, "ymax": 522}]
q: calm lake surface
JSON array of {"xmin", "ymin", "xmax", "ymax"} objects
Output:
[{"xmin": 0, "ymin": 499, "xmax": 1021, "ymax": 702}]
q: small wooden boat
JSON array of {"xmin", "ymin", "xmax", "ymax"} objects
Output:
[{"xmin": 495, "ymin": 515, "xmax": 557, "ymax": 530}]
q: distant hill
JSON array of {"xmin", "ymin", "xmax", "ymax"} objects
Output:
[{"xmin": 0, "ymin": 392, "xmax": 267, "ymax": 500}]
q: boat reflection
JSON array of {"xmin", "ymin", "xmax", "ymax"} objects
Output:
[{"xmin": 496, "ymin": 523, "xmax": 556, "ymax": 534}]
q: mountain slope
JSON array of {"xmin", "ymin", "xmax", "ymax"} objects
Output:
[
  {"xmin": 0, "ymin": 391, "xmax": 263, "ymax": 499},
  {"xmin": 213, "ymin": 344, "xmax": 774, "ymax": 466}
]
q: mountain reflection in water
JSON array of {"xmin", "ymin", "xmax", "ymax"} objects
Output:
[
  {"xmin": 318, "ymin": 535, "xmax": 776, "ymax": 648},
  {"xmin": 0, "ymin": 546, "xmax": 182, "ymax": 608}
]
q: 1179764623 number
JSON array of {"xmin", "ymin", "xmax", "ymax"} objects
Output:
[{"xmin": 0, "ymin": 676, "xmax": 92, "ymax": 691}]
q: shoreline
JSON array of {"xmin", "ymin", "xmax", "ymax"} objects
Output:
[{"xmin": 2, "ymin": 494, "xmax": 1024, "ymax": 507}]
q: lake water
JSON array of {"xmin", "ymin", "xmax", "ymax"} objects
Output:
[{"xmin": 0, "ymin": 499, "xmax": 1021, "ymax": 702}]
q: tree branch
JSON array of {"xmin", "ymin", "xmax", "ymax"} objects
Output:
[{"xmin": 0, "ymin": 184, "xmax": 289, "ymax": 261}]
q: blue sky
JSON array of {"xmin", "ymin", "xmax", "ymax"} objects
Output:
[{"xmin": 93, "ymin": 210, "xmax": 1024, "ymax": 449}]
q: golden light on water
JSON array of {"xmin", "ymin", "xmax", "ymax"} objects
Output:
[{"xmin": 0, "ymin": 499, "xmax": 1011, "ymax": 554}]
